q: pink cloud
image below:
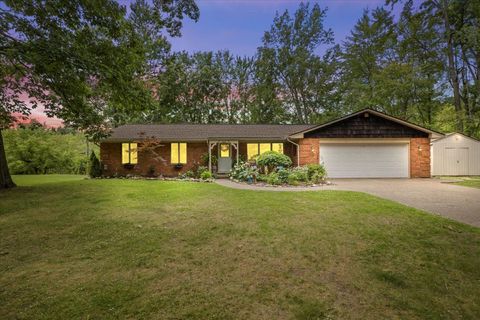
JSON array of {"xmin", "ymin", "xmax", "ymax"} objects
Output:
[{"xmin": 11, "ymin": 92, "xmax": 63, "ymax": 128}]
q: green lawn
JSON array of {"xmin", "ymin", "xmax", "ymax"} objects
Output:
[
  {"xmin": 1, "ymin": 175, "xmax": 479, "ymax": 319},
  {"xmin": 455, "ymin": 177, "xmax": 480, "ymax": 189},
  {"xmin": 11, "ymin": 174, "xmax": 86, "ymax": 186}
]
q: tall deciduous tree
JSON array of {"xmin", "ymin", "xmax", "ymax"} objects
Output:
[
  {"xmin": 256, "ymin": 3, "xmax": 335, "ymax": 123},
  {"xmin": 0, "ymin": 0, "xmax": 199, "ymax": 188},
  {"xmin": 388, "ymin": 0, "xmax": 480, "ymax": 135},
  {"xmin": 341, "ymin": 8, "xmax": 397, "ymax": 112}
]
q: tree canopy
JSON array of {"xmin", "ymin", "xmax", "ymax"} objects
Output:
[
  {"xmin": 0, "ymin": 0, "xmax": 199, "ymax": 187},
  {"xmin": 117, "ymin": 1, "xmax": 479, "ymax": 138}
]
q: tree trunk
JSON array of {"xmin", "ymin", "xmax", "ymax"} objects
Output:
[
  {"xmin": 440, "ymin": 0, "xmax": 464, "ymax": 132},
  {"xmin": 0, "ymin": 129, "xmax": 16, "ymax": 189}
]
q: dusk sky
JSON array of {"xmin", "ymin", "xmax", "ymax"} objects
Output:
[{"xmin": 169, "ymin": 0, "xmax": 389, "ymax": 56}]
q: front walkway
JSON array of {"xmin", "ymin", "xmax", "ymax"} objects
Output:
[{"xmin": 215, "ymin": 178, "xmax": 480, "ymax": 227}]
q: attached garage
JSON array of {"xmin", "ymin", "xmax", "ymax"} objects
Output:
[
  {"xmin": 431, "ymin": 133, "xmax": 480, "ymax": 176},
  {"xmin": 320, "ymin": 142, "xmax": 409, "ymax": 178},
  {"xmin": 291, "ymin": 109, "xmax": 444, "ymax": 178}
]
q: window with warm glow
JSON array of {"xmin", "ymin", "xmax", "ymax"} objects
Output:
[
  {"xmin": 247, "ymin": 144, "xmax": 259, "ymax": 160},
  {"xmin": 122, "ymin": 143, "xmax": 138, "ymax": 164},
  {"xmin": 171, "ymin": 143, "xmax": 187, "ymax": 164},
  {"xmin": 247, "ymin": 143, "xmax": 284, "ymax": 160},
  {"xmin": 220, "ymin": 144, "xmax": 230, "ymax": 158},
  {"xmin": 271, "ymin": 143, "xmax": 283, "ymax": 153},
  {"xmin": 259, "ymin": 143, "xmax": 271, "ymax": 154}
]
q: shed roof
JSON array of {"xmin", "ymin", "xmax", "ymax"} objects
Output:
[{"xmin": 431, "ymin": 132, "xmax": 480, "ymax": 143}]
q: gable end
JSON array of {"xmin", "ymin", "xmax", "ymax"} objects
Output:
[{"xmin": 304, "ymin": 112, "xmax": 429, "ymax": 138}]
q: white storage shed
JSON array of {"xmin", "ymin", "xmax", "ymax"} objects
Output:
[{"xmin": 431, "ymin": 133, "xmax": 480, "ymax": 176}]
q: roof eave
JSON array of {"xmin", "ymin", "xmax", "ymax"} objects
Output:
[
  {"xmin": 431, "ymin": 132, "xmax": 480, "ymax": 143},
  {"xmin": 101, "ymin": 136, "xmax": 291, "ymax": 143}
]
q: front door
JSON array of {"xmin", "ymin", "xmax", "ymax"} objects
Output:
[{"xmin": 218, "ymin": 143, "xmax": 232, "ymax": 173}]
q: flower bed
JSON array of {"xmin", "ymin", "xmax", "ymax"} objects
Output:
[
  {"xmin": 96, "ymin": 175, "xmax": 215, "ymax": 182},
  {"xmin": 230, "ymin": 157, "xmax": 329, "ymax": 187}
]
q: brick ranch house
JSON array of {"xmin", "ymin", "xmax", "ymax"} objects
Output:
[{"xmin": 100, "ymin": 109, "xmax": 443, "ymax": 178}]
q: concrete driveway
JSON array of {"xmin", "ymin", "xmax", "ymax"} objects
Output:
[
  {"xmin": 330, "ymin": 179, "xmax": 480, "ymax": 227},
  {"xmin": 216, "ymin": 178, "xmax": 480, "ymax": 227}
]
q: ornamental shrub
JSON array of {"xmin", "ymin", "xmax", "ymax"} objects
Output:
[
  {"xmin": 256, "ymin": 174, "xmax": 267, "ymax": 182},
  {"xmin": 230, "ymin": 161, "xmax": 258, "ymax": 181},
  {"xmin": 306, "ymin": 164, "xmax": 327, "ymax": 183},
  {"xmin": 87, "ymin": 151, "xmax": 102, "ymax": 178},
  {"xmin": 256, "ymin": 151, "xmax": 292, "ymax": 173},
  {"xmin": 277, "ymin": 167, "xmax": 290, "ymax": 184},
  {"xmin": 196, "ymin": 165, "xmax": 208, "ymax": 177},
  {"xmin": 200, "ymin": 170, "xmax": 213, "ymax": 180},
  {"xmin": 288, "ymin": 166, "xmax": 309, "ymax": 183},
  {"xmin": 287, "ymin": 174, "xmax": 300, "ymax": 186},
  {"xmin": 200, "ymin": 153, "xmax": 217, "ymax": 166},
  {"xmin": 184, "ymin": 170, "xmax": 195, "ymax": 178},
  {"xmin": 266, "ymin": 172, "xmax": 281, "ymax": 185}
]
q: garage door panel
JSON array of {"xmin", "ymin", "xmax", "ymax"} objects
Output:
[{"xmin": 320, "ymin": 144, "xmax": 409, "ymax": 178}]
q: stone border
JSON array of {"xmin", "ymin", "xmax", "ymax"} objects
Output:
[{"xmin": 216, "ymin": 179, "xmax": 337, "ymax": 192}]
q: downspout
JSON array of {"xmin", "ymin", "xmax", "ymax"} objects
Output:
[
  {"xmin": 287, "ymin": 137, "xmax": 300, "ymax": 167},
  {"xmin": 207, "ymin": 140, "xmax": 211, "ymax": 172}
]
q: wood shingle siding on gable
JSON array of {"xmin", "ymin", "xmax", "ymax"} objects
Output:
[{"xmin": 304, "ymin": 113, "xmax": 429, "ymax": 138}]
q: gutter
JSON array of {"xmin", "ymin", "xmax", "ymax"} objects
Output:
[{"xmin": 286, "ymin": 137, "xmax": 300, "ymax": 167}]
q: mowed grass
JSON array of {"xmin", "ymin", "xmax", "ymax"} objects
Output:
[
  {"xmin": 1, "ymin": 176, "xmax": 479, "ymax": 319},
  {"xmin": 455, "ymin": 177, "xmax": 480, "ymax": 189},
  {"xmin": 12, "ymin": 174, "xmax": 85, "ymax": 186}
]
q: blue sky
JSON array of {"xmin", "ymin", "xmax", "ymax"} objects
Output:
[{"xmin": 169, "ymin": 0, "xmax": 387, "ymax": 56}]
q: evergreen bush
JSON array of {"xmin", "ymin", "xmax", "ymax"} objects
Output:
[{"xmin": 88, "ymin": 151, "xmax": 102, "ymax": 178}]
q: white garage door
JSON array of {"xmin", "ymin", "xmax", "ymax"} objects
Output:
[{"xmin": 320, "ymin": 144, "xmax": 409, "ymax": 178}]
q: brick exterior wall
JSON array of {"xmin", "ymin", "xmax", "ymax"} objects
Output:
[
  {"xmin": 100, "ymin": 141, "xmax": 299, "ymax": 177},
  {"xmin": 298, "ymin": 138, "xmax": 320, "ymax": 166},
  {"xmin": 100, "ymin": 142, "xmax": 209, "ymax": 177},
  {"xmin": 410, "ymin": 137, "xmax": 431, "ymax": 178}
]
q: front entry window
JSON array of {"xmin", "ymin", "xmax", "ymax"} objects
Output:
[{"xmin": 220, "ymin": 143, "xmax": 230, "ymax": 158}]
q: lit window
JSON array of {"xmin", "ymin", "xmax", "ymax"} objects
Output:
[
  {"xmin": 247, "ymin": 143, "xmax": 259, "ymax": 161},
  {"xmin": 122, "ymin": 143, "xmax": 138, "ymax": 164},
  {"xmin": 271, "ymin": 143, "xmax": 283, "ymax": 153},
  {"xmin": 247, "ymin": 143, "xmax": 284, "ymax": 161},
  {"xmin": 259, "ymin": 143, "xmax": 270, "ymax": 154},
  {"xmin": 220, "ymin": 144, "xmax": 230, "ymax": 158},
  {"xmin": 171, "ymin": 143, "xmax": 187, "ymax": 164}
]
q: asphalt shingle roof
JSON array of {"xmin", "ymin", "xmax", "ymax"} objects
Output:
[{"xmin": 103, "ymin": 124, "xmax": 316, "ymax": 142}]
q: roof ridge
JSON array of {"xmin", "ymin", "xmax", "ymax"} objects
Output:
[{"xmin": 118, "ymin": 123, "xmax": 315, "ymax": 126}]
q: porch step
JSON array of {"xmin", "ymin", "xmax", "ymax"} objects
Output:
[{"xmin": 215, "ymin": 173, "xmax": 230, "ymax": 179}]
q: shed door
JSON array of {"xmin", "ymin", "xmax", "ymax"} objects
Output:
[
  {"xmin": 444, "ymin": 147, "xmax": 469, "ymax": 175},
  {"xmin": 320, "ymin": 143, "xmax": 409, "ymax": 178}
]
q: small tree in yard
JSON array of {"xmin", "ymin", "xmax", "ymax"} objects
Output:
[{"xmin": 88, "ymin": 152, "xmax": 102, "ymax": 178}]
